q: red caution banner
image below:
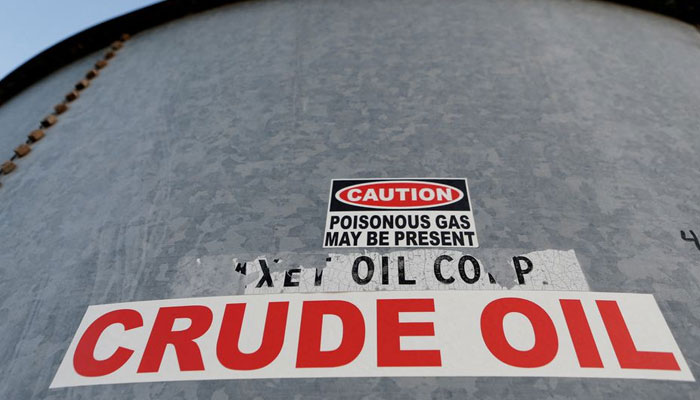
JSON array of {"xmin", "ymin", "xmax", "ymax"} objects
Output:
[
  {"xmin": 324, "ymin": 179, "xmax": 479, "ymax": 248},
  {"xmin": 51, "ymin": 291, "xmax": 693, "ymax": 387}
]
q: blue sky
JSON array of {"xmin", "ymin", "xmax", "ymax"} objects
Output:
[{"xmin": 0, "ymin": 0, "xmax": 161, "ymax": 80}]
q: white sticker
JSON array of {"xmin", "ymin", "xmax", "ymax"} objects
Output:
[
  {"xmin": 240, "ymin": 249, "xmax": 590, "ymax": 295},
  {"xmin": 323, "ymin": 179, "xmax": 478, "ymax": 248},
  {"xmin": 51, "ymin": 290, "xmax": 693, "ymax": 387}
]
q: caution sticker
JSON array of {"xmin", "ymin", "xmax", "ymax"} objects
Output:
[{"xmin": 323, "ymin": 178, "xmax": 478, "ymax": 248}]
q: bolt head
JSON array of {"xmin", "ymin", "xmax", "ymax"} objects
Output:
[
  {"xmin": 1, "ymin": 161, "xmax": 17, "ymax": 175},
  {"xmin": 41, "ymin": 114, "xmax": 58, "ymax": 127},
  {"xmin": 28, "ymin": 130, "xmax": 45, "ymax": 143},
  {"xmin": 75, "ymin": 79, "xmax": 90, "ymax": 90},
  {"xmin": 65, "ymin": 90, "xmax": 80, "ymax": 102},
  {"xmin": 14, "ymin": 144, "xmax": 31, "ymax": 158},
  {"xmin": 54, "ymin": 103, "xmax": 68, "ymax": 114},
  {"xmin": 86, "ymin": 69, "xmax": 99, "ymax": 79}
]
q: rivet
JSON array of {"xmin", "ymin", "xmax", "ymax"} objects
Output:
[
  {"xmin": 1, "ymin": 161, "xmax": 17, "ymax": 175},
  {"xmin": 111, "ymin": 41, "xmax": 124, "ymax": 50},
  {"xmin": 95, "ymin": 59, "xmax": 108, "ymax": 69},
  {"xmin": 54, "ymin": 103, "xmax": 69, "ymax": 114},
  {"xmin": 86, "ymin": 69, "xmax": 99, "ymax": 80},
  {"xmin": 75, "ymin": 79, "xmax": 90, "ymax": 90},
  {"xmin": 41, "ymin": 114, "xmax": 58, "ymax": 127},
  {"xmin": 65, "ymin": 90, "xmax": 80, "ymax": 102},
  {"xmin": 14, "ymin": 144, "xmax": 31, "ymax": 158},
  {"xmin": 104, "ymin": 51, "xmax": 115, "ymax": 60},
  {"xmin": 121, "ymin": 33, "xmax": 131, "ymax": 41},
  {"xmin": 28, "ymin": 130, "xmax": 45, "ymax": 143}
]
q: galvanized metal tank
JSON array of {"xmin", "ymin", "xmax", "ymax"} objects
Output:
[{"xmin": 1, "ymin": 0, "xmax": 699, "ymax": 398}]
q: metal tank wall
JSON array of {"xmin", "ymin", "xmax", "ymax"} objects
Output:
[{"xmin": 1, "ymin": 0, "xmax": 700, "ymax": 398}]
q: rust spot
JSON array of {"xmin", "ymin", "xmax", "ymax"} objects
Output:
[
  {"xmin": 1, "ymin": 161, "xmax": 17, "ymax": 175},
  {"xmin": 28, "ymin": 130, "xmax": 45, "ymax": 143},
  {"xmin": 54, "ymin": 103, "xmax": 68, "ymax": 114},
  {"xmin": 41, "ymin": 114, "xmax": 58, "ymax": 127},
  {"xmin": 14, "ymin": 144, "xmax": 31, "ymax": 158},
  {"xmin": 65, "ymin": 90, "xmax": 80, "ymax": 102},
  {"xmin": 95, "ymin": 59, "xmax": 108, "ymax": 69},
  {"xmin": 85, "ymin": 69, "xmax": 99, "ymax": 80},
  {"xmin": 75, "ymin": 79, "xmax": 90, "ymax": 90},
  {"xmin": 121, "ymin": 33, "xmax": 131, "ymax": 41},
  {"xmin": 111, "ymin": 41, "xmax": 124, "ymax": 50},
  {"xmin": 104, "ymin": 51, "xmax": 115, "ymax": 60}
]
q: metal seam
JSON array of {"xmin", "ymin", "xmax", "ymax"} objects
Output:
[{"xmin": 0, "ymin": 33, "xmax": 130, "ymax": 190}]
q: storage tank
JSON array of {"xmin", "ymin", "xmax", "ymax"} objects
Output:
[{"xmin": 0, "ymin": 0, "xmax": 699, "ymax": 398}]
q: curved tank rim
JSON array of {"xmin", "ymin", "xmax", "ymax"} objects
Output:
[
  {"xmin": 0, "ymin": 0, "xmax": 697, "ymax": 107},
  {"xmin": 0, "ymin": 0, "xmax": 245, "ymax": 107}
]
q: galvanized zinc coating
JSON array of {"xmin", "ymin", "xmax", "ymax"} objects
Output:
[{"xmin": 1, "ymin": 0, "xmax": 700, "ymax": 398}]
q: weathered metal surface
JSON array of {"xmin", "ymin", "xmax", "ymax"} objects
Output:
[{"xmin": 1, "ymin": 0, "xmax": 699, "ymax": 398}]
